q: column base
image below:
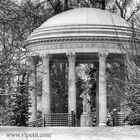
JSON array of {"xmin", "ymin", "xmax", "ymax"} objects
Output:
[
  {"xmin": 80, "ymin": 113, "xmax": 93, "ymax": 127},
  {"xmin": 98, "ymin": 123, "xmax": 107, "ymax": 127}
]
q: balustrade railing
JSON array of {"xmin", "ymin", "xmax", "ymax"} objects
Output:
[
  {"xmin": 28, "ymin": 118, "xmax": 44, "ymax": 127},
  {"xmin": 28, "ymin": 111, "xmax": 75, "ymax": 127}
]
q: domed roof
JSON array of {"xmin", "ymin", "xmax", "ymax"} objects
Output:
[
  {"xmin": 39, "ymin": 8, "xmax": 129, "ymax": 28},
  {"xmin": 27, "ymin": 8, "xmax": 132, "ymax": 43}
]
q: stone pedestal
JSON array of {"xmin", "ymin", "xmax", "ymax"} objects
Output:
[{"xmin": 80, "ymin": 113, "xmax": 93, "ymax": 127}]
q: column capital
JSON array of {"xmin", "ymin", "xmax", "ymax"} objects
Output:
[
  {"xmin": 28, "ymin": 56, "xmax": 39, "ymax": 65},
  {"xmin": 41, "ymin": 54, "xmax": 51, "ymax": 62},
  {"xmin": 98, "ymin": 52, "xmax": 108, "ymax": 60},
  {"xmin": 67, "ymin": 52, "xmax": 76, "ymax": 62}
]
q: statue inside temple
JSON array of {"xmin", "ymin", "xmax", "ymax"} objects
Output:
[{"xmin": 80, "ymin": 86, "xmax": 92, "ymax": 114}]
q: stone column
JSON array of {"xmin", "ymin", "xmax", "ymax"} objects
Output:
[
  {"xmin": 67, "ymin": 52, "xmax": 76, "ymax": 114},
  {"xmin": 96, "ymin": 69, "xmax": 99, "ymax": 126},
  {"xmin": 98, "ymin": 52, "xmax": 108, "ymax": 126},
  {"xmin": 41, "ymin": 54, "xmax": 51, "ymax": 116},
  {"xmin": 120, "ymin": 56, "xmax": 127, "ymax": 113},
  {"xmin": 29, "ymin": 56, "xmax": 38, "ymax": 122}
]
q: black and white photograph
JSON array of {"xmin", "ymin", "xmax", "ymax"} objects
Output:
[{"xmin": 0, "ymin": 0, "xmax": 140, "ymax": 140}]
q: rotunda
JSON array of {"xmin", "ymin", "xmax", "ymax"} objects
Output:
[{"xmin": 25, "ymin": 8, "xmax": 140, "ymax": 126}]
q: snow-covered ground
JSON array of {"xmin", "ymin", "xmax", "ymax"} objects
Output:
[{"xmin": 0, "ymin": 126, "xmax": 140, "ymax": 140}]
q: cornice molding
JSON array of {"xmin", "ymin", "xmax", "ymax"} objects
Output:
[
  {"xmin": 26, "ymin": 42, "xmax": 130, "ymax": 55},
  {"xmin": 25, "ymin": 36, "xmax": 140, "ymax": 48},
  {"xmin": 24, "ymin": 36, "xmax": 140, "ymax": 54},
  {"xmin": 27, "ymin": 24, "xmax": 140, "ymax": 42}
]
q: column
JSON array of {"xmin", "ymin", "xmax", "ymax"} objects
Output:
[
  {"xmin": 121, "ymin": 54, "xmax": 134, "ymax": 113},
  {"xmin": 98, "ymin": 52, "xmax": 108, "ymax": 126},
  {"xmin": 41, "ymin": 54, "xmax": 51, "ymax": 116},
  {"xmin": 96, "ymin": 67, "xmax": 99, "ymax": 126},
  {"xmin": 120, "ymin": 55, "xmax": 127, "ymax": 112},
  {"xmin": 67, "ymin": 52, "xmax": 76, "ymax": 114},
  {"xmin": 29, "ymin": 56, "xmax": 38, "ymax": 122}
]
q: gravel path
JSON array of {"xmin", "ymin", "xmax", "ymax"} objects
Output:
[{"xmin": 0, "ymin": 126, "xmax": 140, "ymax": 140}]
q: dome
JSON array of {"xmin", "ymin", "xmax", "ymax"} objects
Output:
[
  {"xmin": 27, "ymin": 8, "xmax": 132, "ymax": 42},
  {"xmin": 39, "ymin": 8, "xmax": 129, "ymax": 28}
]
